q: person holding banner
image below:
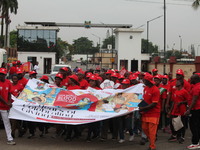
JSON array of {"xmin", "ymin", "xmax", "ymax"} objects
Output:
[
  {"xmin": 0, "ymin": 68, "xmax": 16, "ymax": 145},
  {"xmin": 139, "ymin": 74, "xmax": 160, "ymax": 150},
  {"xmin": 86, "ymin": 75, "xmax": 101, "ymax": 142},
  {"xmin": 17, "ymin": 69, "xmax": 28, "ymax": 88}
]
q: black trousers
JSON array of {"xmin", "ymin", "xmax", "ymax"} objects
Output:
[
  {"xmin": 189, "ymin": 109, "xmax": 200, "ymax": 144},
  {"xmin": 170, "ymin": 116, "xmax": 186, "ymax": 139}
]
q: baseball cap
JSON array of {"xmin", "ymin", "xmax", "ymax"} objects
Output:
[
  {"xmin": 40, "ymin": 75, "xmax": 49, "ymax": 81},
  {"xmin": 0, "ymin": 68, "xmax": 7, "ymax": 74}
]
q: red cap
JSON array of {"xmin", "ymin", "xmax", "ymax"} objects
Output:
[
  {"xmin": 97, "ymin": 76, "xmax": 103, "ymax": 82},
  {"xmin": 12, "ymin": 61, "xmax": 17, "ymax": 65},
  {"xmin": 55, "ymin": 73, "xmax": 63, "ymax": 79},
  {"xmin": 69, "ymin": 74, "xmax": 79, "ymax": 82},
  {"xmin": 60, "ymin": 67, "xmax": 68, "ymax": 72},
  {"xmin": 77, "ymin": 68, "xmax": 82, "ymax": 72},
  {"xmin": 129, "ymin": 74, "xmax": 137, "ymax": 80},
  {"xmin": 154, "ymin": 74, "xmax": 162, "ymax": 80},
  {"xmin": 121, "ymin": 79, "xmax": 130, "ymax": 84},
  {"xmin": 118, "ymin": 75, "xmax": 125, "ymax": 79},
  {"xmin": 144, "ymin": 74, "xmax": 155, "ymax": 84},
  {"xmin": 89, "ymin": 75, "xmax": 98, "ymax": 81},
  {"xmin": 111, "ymin": 72, "xmax": 118, "ymax": 78},
  {"xmin": 40, "ymin": 75, "xmax": 49, "ymax": 81},
  {"xmin": 105, "ymin": 70, "xmax": 113, "ymax": 74},
  {"xmin": 114, "ymin": 69, "xmax": 118, "ymax": 72},
  {"xmin": 162, "ymin": 75, "xmax": 169, "ymax": 79},
  {"xmin": 17, "ymin": 60, "xmax": 21, "ymax": 64},
  {"xmin": 77, "ymin": 70, "xmax": 85, "ymax": 75},
  {"xmin": 96, "ymin": 67, "xmax": 100, "ymax": 70},
  {"xmin": 0, "ymin": 68, "xmax": 7, "ymax": 74},
  {"xmin": 16, "ymin": 69, "xmax": 23, "ymax": 74},
  {"xmin": 176, "ymin": 69, "xmax": 184, "ymax": 76},
  {"xmin": 29, "ymin": 71, "xmax": 37, "ymax": 75},
  {"xmin": 134, "ymin": 71, "xmax": 141, "ymax": 75},
  {"xmin": 86, "ymin": 72, "xmax": 93, "ymax": 78},
  {"xmin": 152, "ymin": 68, "xmax": 158, "ymax": 72}
]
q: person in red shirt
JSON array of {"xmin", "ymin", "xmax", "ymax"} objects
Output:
[
  {"xmin": 77, "ymin": 71, "xmax": 89, "ymax": 89},
  {"xmin": 152, "ymin": 69, "xmax": 158, "ymax": 76},
  {"xmin": 86, "ymin": 75, "xmax": 101, "ymax": 142},
  {"xmin": 10, "ymin": 74, "xmax": 24, "ymax": 138},
  {"xmin": 54, "ymin": 73, "xmax": 64, "ymax": 88},
  {"xmin": 139, "ymin": 74, "xmax": 160, "ymax": 150},
  {"xmin": 0, "ymin": 68, "xmax": 16, "ymax": 145},
  {"xmin": 167, "ymin": 80, "xmax": 189, "ymax": 143},
  {"xmin": 185, "ymin": 74, "xmax": 200, "ymax": 149},
  {"xmin": 17, "ymin": 69, "xmax": 28, "ymax": 88},
  {"xmin": 67, "ymin": 74, "xmax": 81, "ymax": 90},
  {"xmin": 59, "ymin": 67, "xmax": 70, "ymax": 88},
  {"xmin": 9, "ymin": 62, "xmax": 17, "ymax": 77},
  {"xmin": 166, "ymin": 69, "xmax": 190, "ymax": 112}
]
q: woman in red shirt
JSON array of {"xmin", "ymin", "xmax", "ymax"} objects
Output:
[
  {"xmin": 86, "ymin": 75, "xmax": 101, "ymax": 142},
  {"xmin": 167, "ymin": 79, "xmax": 189, "ymax": 144},
  {"xmin": 139, "ymin": 74, "xmax": 160, "ymax": 150},
  {"xmin": 10, "ymin": 74, "xmax": 24, "ymax": 98},
  {"xmin": 67, "ymin": 75, "xmax": 80, "ymax": 90}
]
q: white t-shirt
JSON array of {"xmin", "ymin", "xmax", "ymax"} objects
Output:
[{"xmin": 34, "ymin": 65, "xmax": 39, "ymax": 72}]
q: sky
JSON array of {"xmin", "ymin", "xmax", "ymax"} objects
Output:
[{"xmin": 9, "ymin": 0, "xmax": 200, "ymax": 52}]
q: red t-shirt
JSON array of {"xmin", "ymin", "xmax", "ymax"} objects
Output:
[
  {"xmin": 61, "ymin": 77, "xmax": 69, "ymax": 87},
  {"xmin": 10, "ymin": 83, "xmax": 24, "ymax": 97},
  {"xmin": 67, "ymin": 85, "xmax": 81, "ymax": 90},
  {"xmin": 9, "ymin": 66, "xmax": 16, "ymax": 75},
  {"xmin": 171, "ymin": 88, "xmax": 189, "ymax": 116},
  {"xmin": 0, "ymin": 79, "xmax": 11, "ymax": 110},
  {"xmin": 142, "ymin": 85, "xmax": 161, "ymax": 118},
  {"xmin": 169, "ymin": 79, "xmax": 191, "ymax": 100},
  {"xmin": 189, "ymin": 82, "xmax": 200, "ymax": 110},
  {"xmin": 79, "ymin": 79, "xmax": 89, "ymax": 89},
  {"xmin": 18, "ymin": 77, "xmax": 28, "ymax": 88}
]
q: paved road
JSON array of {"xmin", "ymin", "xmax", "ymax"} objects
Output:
[{"xmin": 0, "ymin": 127, "xmax": 194, "ymax": 150}]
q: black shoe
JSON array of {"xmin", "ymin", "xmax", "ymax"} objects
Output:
[
  {"xmin": 178, "ymin": 137, "xmax": 184, "ymax": 144},
  {"xmin": 28, "ymin": 134, "xmax": 35, "ymax": 139},
  {"xmin": 168, "ymin": 135, "xmax": 177, "ymax": 142},
  {"xmin": 140, "ymin": 138, "xmax": 147, "ymax": 145}
]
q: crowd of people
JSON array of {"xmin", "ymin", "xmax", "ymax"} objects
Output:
[{"xmin": 0, "ymin": 61, "xmax": 200, "ymax": 150}]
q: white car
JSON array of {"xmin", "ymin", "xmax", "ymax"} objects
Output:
[{"xmin": 50, "ymin": 64, "xmax": 71, "ymax": 75}]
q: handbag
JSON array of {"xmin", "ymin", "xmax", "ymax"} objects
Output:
[{"xmin": 172, "ymin": 116, "xmax": 183, "ymax": 131}]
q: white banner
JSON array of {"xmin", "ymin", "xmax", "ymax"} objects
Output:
[{"xmin": 9, "ymin": 79, "xmax": 144, "ymax": 125}]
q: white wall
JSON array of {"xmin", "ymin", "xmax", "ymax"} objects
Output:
[
  {"xmin": 115, "ymin": 28, "xmax": 149, "ymax": 71},
  {"xmin": 71, "ymin": 54, "xmax": 93, "ymax": 61},
  {"xmin": 17, "ymin": 51, "xmax": 56, "ymax": 74}
]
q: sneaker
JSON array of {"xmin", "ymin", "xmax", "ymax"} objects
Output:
[
  {"xmin": 7, "ymin": 140, "xmax": 16, "ymax": 145},
  {"xmin": 178, "ymin": 137, "xmax": 185, "ymax": 144},
  {"xmin": 187, "ymin": 144, "xmax": 200, "ymax": 149},
  {"xmin": 140, "ymin": 137, "xmax": 147, "ymax": 145},
  {"xmin": 118, "ymin": 139, "xmax": 125, "ymax": 143},
  {"xmin": 168, "ymin": 135, "xmax": 177, "ymax": 142},
  {"xmin": 129, "ymin": 135, "xmax": 134, "ymax": 141}
]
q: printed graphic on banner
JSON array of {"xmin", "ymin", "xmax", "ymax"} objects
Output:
[{"xmin": 9, "ymin": 79, "xmax": 144, "ymax": 125}]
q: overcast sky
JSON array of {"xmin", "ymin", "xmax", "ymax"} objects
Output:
[{"xmin": 9, "ymin": 0, "xmax": 200, "ymax": 52}]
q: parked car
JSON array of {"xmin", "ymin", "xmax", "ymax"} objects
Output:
[{"xmin": 50, "ymin": 64, "xmax": 71, "ymax": 75}]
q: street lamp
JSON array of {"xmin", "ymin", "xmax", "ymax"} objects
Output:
[
  {"xmin": 147, "ymin": 15, "xmax": 163, "ymax": 54},
  {"xmin": 179, "ymin": 35, "xmax": 182, "ymax": 51}
]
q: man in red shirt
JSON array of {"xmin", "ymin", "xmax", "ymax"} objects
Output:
[
  {"xmin": 17, "ymin": 69, "xmax": 28, "ymax": 88},
  {"xmin": 77, "ymin": 71, "xmax": 89, "ymax": 89},
  {"xmin": 0, "ymin": 68, "xmax": 16, "ymax": 145},
  {"xmin": 166, "ymin": 69, "xmax": 190, "ymax": 112},
  {"xmin": 59, "ymin": 67, "xmax": 70, "ymax": 88},
  {"xmin": 139, "ymin": 74, "xmax": 160, "ymax": 150},
  {"xmin": 185, "ymin": 74, "xmax": 200, "ymax": 149}
]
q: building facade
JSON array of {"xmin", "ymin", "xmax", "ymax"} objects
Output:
[{"xmin": 17, "ymin": 26, "xmax": 59, "ymax": 74}]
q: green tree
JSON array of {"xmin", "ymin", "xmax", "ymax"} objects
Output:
[
  {"xmin": 0, "ymin": 0, "xmax": 18, "ymax": 47},
  {"xmin": 73, "ymin": 37, "xmax": 98, "ymax": 54},
  {"xmin": 10, "ymin": 30, "xmax": 17, "ymax": 48},
  {"xmin": 141, "ymin": 39, "xmax": 158, "ymax": 54},
  {"xmin": 165, "ymin": 50, "xmax": 182, "ymax": 59},
  {"xmin": 102, "ymin": 35, "xmax": 115, "ymax": 49}
]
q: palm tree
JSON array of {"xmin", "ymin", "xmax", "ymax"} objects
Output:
[
  {"xmin": 0, "ymin": 0, "xmax": 18, "ymax": 47},
  {"xmin": 192, "ymin": 0, "xmax": 200, "ymax": 9}
]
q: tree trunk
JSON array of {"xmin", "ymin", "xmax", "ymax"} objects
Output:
[{"xmin": 1, "ymin": 17, "xmax": 4, "ymax": 47}]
